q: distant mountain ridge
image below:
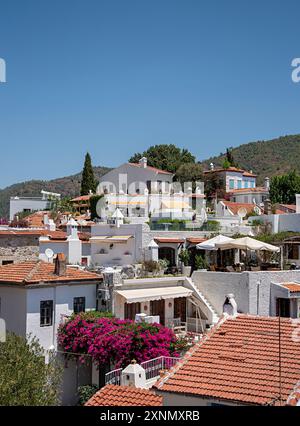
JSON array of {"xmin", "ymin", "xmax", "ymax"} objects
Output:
[
  {"xmin": 200, "ymin": 134, "xmax": 300, "ymax": 185},
  {"xmin": 0, "ymin": 166, "xmax": 111, "ymax": 218},
  {"xmin": 1, "ymin": 133, "xmax": 300, "ymax": 219}
]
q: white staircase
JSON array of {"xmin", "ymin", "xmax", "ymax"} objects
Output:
[{"xmin": 185, "ymin": 277, "xmax": 220, "ymax": 325}]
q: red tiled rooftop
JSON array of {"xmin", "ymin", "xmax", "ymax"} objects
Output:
[
  {"xmin": 85, "ymin": 385, "xmax": 163, "ymax": 406},
  {"xmin": 281, "ymin": 282, "xmax": 300, "ymax": 293},
  {"xmin": 154, "ymin": 314, "xmax": 300, "ymax": 406},
  {"xmin": 228, "ymin": 186, "xmax": 267, "ymax": 194},
  {"xmin": 186, "ymin": 237, "xmax": 207, "ymax": 244},
  {"xmin": 71, "ymin": 195, "xmax": 92, "ymax": 202},
  {"xmin": 154, "ymin": 237, "xmax": 185, "ymax": 244},
  {"xmin": 128, "ymin": 162, "xmax": 173, "ymax": 175},
  {"xmin": 0, "ymin": 261, "xmax": 101, "ymax": 285},
  {"xmin": 221, "ymin": 201, "xmax": 262, "ymax": 216},
  {"xmin": 204, "ymin": 167, "xmax": 257, "ymax": 177}
]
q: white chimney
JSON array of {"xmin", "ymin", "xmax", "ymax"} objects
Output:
[
  {"xmin": 264, "ymin": 177, "xmax": 270, "ymax": 191},
  {"xmin": 223, "ymin": 294, "xmax": 238, "ymax": 317},
  {"xmin": 296, "ymin": 194, "xmax": 300, "ymax": 214},
  {"xmin": 210, "ymin": 162, "xmax": 214, "ymax": 171},
  {"xmin": 139, "ymin": 157, "xmax": 147, "ymax": 168},
  {"xmin": 121, "ymin": 360, "xmax": 147, "ymax": 388}
]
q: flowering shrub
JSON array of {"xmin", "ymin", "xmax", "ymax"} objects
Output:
[{"xmin": 58, "ymin": 313, "xmax": 187, "ymax": 368}]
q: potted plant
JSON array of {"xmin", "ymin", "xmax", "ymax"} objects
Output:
[
  {"xmin": 195, "ymin": 254, "xmax": 209, "ymax": 271},
  {"xmin": 179, "ymin": 249, "xmax": 191, "ymax": 276},
  {"xmin": 158, "ymin": 258, "xmax": 169, "ymax": 274}
]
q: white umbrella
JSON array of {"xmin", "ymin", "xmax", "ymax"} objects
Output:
[
  {"xmin": 215, "ymin": 236, "xmax": 280, "ymax": 252},
  {"xmin": 196, "ymin": 235, "xmax": 234, "ymax": 251}
]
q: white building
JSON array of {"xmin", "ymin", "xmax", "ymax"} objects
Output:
[
  {"xmin": 97, "ymin": 157, "xmax": 174, "ymax": 195},
  {"xmin": 9, "ymin": 190, "xmax": 61, "ymax": 221},
  {"xmin": 0, "ymin": 255, "xmax": 101, "ymax": 352}
]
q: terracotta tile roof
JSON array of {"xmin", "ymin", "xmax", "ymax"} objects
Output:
[
  {"xmin": 154, "ymin": 314, "xmax": 300, "ymax": 406},
  {"xmin": 221, "ymin": 201, "xmax": 262, "ymax": 216},
  {"xmin": 128, "ymin": 162, "xmax": 173, "ymax": 175},
  {"xmin": 204, "ymin": 167, "xmax": 257, "ymax": 177},
  {"xmin": 281, "ymin": 282, "xmax": 300, "ymax": 293},
  {"xmin": 228, "ymin": 186, "xmax": 268, "ymax": 194},
  {"xmin": 24, "ymin": 211, "xmax": 48, "ymax": 228},
  {"xmin": 0, "ymin": 261, "xmax": 101, "ymax": 285},
  {"xmin": 85, "ymin": 385, "xmax": 163, "ymax": 406},
  {"xmin": 186, "ymin": 237, "xmax": 207, "ymax": 244},
  {"xmin": 71, "ymin": 195, "xmax": 92, "ymax": 202},
  {"xmin": 154, "ymin": 237, "xmax": 185, "ymax": 244}
]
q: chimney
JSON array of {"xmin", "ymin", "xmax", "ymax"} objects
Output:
[
  {"xmin": 264, "ymin": 177, "xmax": 270, "ymax": 191},
  {"xmin": 121, "ymin": 360, "xmax": 147, "ymax": 388},
  {"xmin": 296, "ymin": 194, "xmax": 300, "ymax": 214},
  {"xmin": 264, "ymin": 198, "xmax": 272, "ymax": 215},
  {"xmin": 139, "ymin": 157, "xmax": 147, "ymax": 168},
  {"xmin": 210, "ymin": 162, "xmax": 214, "ymax": 171},
  {"xmin": 223, "ymin": 293, "xmax": 238, "ymax": 317},
  {"xmin": 54, "ymin": 253, "xmax": 67, "ymax": 276}
]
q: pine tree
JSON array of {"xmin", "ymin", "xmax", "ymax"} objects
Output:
[{"xmin": 80, "ymin": 152, "xmax": 97, "ymax": 195}]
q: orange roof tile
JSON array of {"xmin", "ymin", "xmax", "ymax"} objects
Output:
[
  {"xmin": 186, "ymin": 237, "xmax": 207, "ymax": 244},
  {"xmin": 71, "ymin": 195, "xmax": 92, "ymax": 202},
  {"xmin": 154, "ymin": 315, "xmax": 300, "ymax": 406},
  {"xmin": 128, "ymin": 162, "xmax": 173, "ymax": 175},
  {"xmin": 228, "ymin": 186, "xmax": 267, "ymax": 194},
  {"xmin": 0, "ymin": 261, "xmax": 101, "ymax": 285},
  {"xmin": 281, "ymin": 282, "xmax": 300, "ymax": 293},
  {"xmin": 221, "ymin": 201, "xmax": 262, "ymax": 216},
  {"xmin": 204, "ymin": 167, "xmax": 257, "ymax": 177},
  {"xmin": 154, "ymin": 237, "xmax": 185, "ymax": 244},
  {"xmin": 85, "ymin": 385, "xmax": 163, "ymax": 406}
]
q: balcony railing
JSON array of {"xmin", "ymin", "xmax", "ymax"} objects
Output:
[
  {"xmin": 104, "ymin": 356, "xmax": 181, "ymax": 385},
  {"xmin": 140, "ymin": 356, "xmax": 180, "ymax": 380},
  {"xmin": 105, "ymin": 368, "xmax": 122, "ymax": 386}
]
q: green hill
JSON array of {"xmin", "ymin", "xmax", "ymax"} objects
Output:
[
  {"xmin": 200, "ymin": 134, "xmax": 300, "ymax": 185},
  {"xmin": 0, "ymin": 166, "xmax": 111, "ymax": 219},
  {"xmin": 2, "ymin": 133, "xmax": 300, "ymax": 219}
]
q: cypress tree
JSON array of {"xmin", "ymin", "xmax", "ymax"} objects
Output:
[{"xmin": 80, "ymin": 152, "xmax": 97, "ymax": 195}]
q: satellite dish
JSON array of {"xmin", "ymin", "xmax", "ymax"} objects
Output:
[
  {"xmin": 45, "ymin": 248, "xmax": 54, "ymax": 261},
  {"xmin": 237, "ymin": 207, "xmax": 247, "ymax": 218}
]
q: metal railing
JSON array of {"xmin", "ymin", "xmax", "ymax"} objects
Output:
[
  {"xmin": 140, "ymin": 356, "xmax": 180, "ymax": 380},
  {"xmin": 105, "ymin": 368, "xmax": 122, "ymax": 386},
  {"xmin": 105, "ymin": 356, "xmax": 181, "ymax": 385}
]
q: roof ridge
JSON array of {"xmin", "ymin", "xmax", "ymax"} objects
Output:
[
  {"xmin": 154, "ymin": 314, "xmax": 230, "ymax": 390},
  {"xmin": 24, "ymin": 261, "xmax": 43, "ymax": 283}
]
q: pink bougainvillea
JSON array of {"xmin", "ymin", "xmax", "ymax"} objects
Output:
[{"xmin": 58, "ymin": 313, "xmax": 186, "ymax": 368}]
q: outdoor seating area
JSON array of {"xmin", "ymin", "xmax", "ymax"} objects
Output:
[{"xmin": 197, "ymin": 235, "xmax": 282, "ymax": 272}]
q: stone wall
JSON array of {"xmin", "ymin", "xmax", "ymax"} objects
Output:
[{"xmin": 0, "ymin": 235, "xmax": 40, "ymax": 264}]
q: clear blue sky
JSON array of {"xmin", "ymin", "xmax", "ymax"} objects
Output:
[{"xmin": 0, "ymin": 0, "xmax": 300, "ymax": 188}]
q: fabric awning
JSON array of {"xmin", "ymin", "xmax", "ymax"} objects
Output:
[
  {"xmin": 215, "ymin": 236, "xmax": 280, "ymax": 252},
  {"xmin": 90, "ymin": 235, "xmax": 133, "ymax": 243},
  {"xmin": 196, "ymin": 235, "xmax": 234, "ymax": 251},
  {"xmin": 115, "ymin": 286, "xmax": 193, "ymax": 303}
]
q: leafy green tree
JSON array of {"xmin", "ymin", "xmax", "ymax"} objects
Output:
[
  {"xmin": 80, "ymin": 153, "xmax": 97, "ymax": 195},
  {"xmin": 90, "ymin": 194, "xmax": 104, "ymax": 220},
  {"xmin": 204, "ymin": 174, "xmax": 226, "ymax": 201},
  {"xmin": 0, "ymin": 333, "xmax": 62, "ymax": 406},
  {"xmin": 129, "ymin": 144, "xmax": 196, "ymax": 173},
  {"xmin": 269, "ymin": 171, "xmax": 300, "ymax": 204},
  {"xmin": 175, "ymin": 163, "xmax": 203, "ymax": 190},
  {"xmin": 222, "ymin": 148, "xmax": 238, "ymax": 169}
]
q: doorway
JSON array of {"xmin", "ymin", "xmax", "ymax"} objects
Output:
[
  {"xmin": 174, "ymin": 297, "xmax": 187, "ymax": 322},
  {"xmin": 150, "ymin": 299, "xmax": 165, "ymax": 325}
]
